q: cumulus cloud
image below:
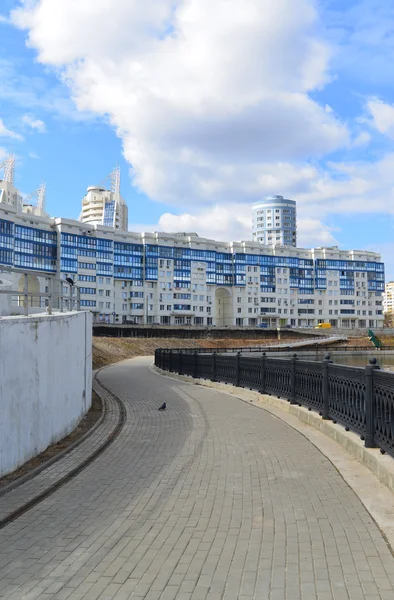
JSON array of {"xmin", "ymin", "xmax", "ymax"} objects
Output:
[
  {"xmin": 367, "ymin": 98, "xmax": 394, "ymax": 138},
  {"xmin": 352, "ymin": 131, "xmax": 371, "ymax": 147},
  {"xmin": 130, "ymin": 203, "xmax": 339, "ymax": 249},
  {"xmin": 13, "ymin": 0, "xmax": 394, "ymax": 259},
  {"xmin": 11, "ymin": 0, "xmax": 349, "ymax": 208},
  {"xmin": 322, "ymin": 1, "xmax": 394, "ymax": 87},
  {"xmin": 22, "ymin": 114, "xmax": 46, "ymax": 132},
  {"xmin": 0, "ymin": 117, "xmax": 22, "ymax": 140}
]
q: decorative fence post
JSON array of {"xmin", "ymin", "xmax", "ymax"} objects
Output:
[
  {"xmin": 290, "ymin": 353, "xmax": 297, "ymax": 404},
  {"xmin": 322, "ymin": 353, "xmax": 333, "ymax": 420},
  {"xmin": 365, "ymin": 357, "xmax": 380, "ymax": 448},
  {"xmin": 211, "ymin": 352, "xmax": 217, "ymax": 382},
  {"xmin": 169, "ymin": 350, "xmax": 173, "ymax": 373},
  {"xmin": 235, "ymin": 351, "xmax": 241, "ymax": 387},
  {"xmin": 179, "ymin": 350, "xmax": 183, "ymax": 376},
  {"xmin": 193, "ymin": 350, "xmax": 198, "ymax": 378},
  {"xmin": 259, "ymin": 352, "xmax": 266, "ymax": 394}
]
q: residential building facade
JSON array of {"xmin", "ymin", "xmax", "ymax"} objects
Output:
[
  {"xmin": 252, "ymin": 195, "xmax": 297, "ymax": 247},
  {"xmin": 383, "ymin": 281, "xmax": 394, "ymax": 315},
  {"xmin": 0, "ymin": 172, "xmax": 385, "ymax": 329}
]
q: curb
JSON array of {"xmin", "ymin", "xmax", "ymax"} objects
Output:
[
  {"xmin": 151, "ymin": 366, "xmax": 394, "ymax": 495},
  {"xmin": 152, "ymin": 364, "xmax": 394, "ymax": 552},
  {"xmin": 0, "ymin": 373, "xmax": 106, "ymax": 498}
]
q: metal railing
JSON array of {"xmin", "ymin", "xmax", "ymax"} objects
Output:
[
  {"xmin": 166, "ymin": 337, "xmax": 347, "ymax": 354},
  {"xmin": 155, "ymin": 349, "xmax": 394, "ymax": 458},
  {"xmin": 0, "ymin": 271, "xmax": 81, "ymax": 317},
  {"xmin": 169, "ymin": 345, "xmax": 394, "ymax": 354}
]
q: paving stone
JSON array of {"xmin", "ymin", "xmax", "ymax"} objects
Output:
[{"xmin": 0, "ymin": 357, "xmax": 393, "ymax": 600}]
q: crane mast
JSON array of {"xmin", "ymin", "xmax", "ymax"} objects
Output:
[{"xmin": 0, "ymin": 154, "xmax": 16, "ymax": 185}]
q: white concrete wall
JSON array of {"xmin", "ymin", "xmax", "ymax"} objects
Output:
[
  {"xmin": 0, "ymin": 279, "xmax": 12, "ymax": 316},
  {"xmin": 0, "ymin": 311, "xmax": 92, "ymax": 477}
]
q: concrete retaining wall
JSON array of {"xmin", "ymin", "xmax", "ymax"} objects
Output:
[
  {"xmin": 0, "ymin": 311, "xmax": 92, "ymax": 477},
  {"xmin": 0, "ymin": 279, "xmax": 12, "ymax": 316}
]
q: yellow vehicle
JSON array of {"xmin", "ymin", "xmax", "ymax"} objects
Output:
[{"xmin": 314, "ymin": 323, "xmax": 332, "ymax": 329}]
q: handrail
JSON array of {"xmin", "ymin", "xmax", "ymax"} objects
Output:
[
  {"xmin": 163, "ymin": 336, "xmax": 349, "ymax": 354},
  {"xmin": 0, "ymin": 269, "xmax": 81, "ymax": 316}
]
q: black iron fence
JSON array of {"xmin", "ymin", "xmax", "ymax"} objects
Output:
[
  {"xmin": 165, "ymin": 345, "xmax": 394, "ymax": 354},
  {"xmin": 155, "ymin": 349, "xmax": 394, "ymax": 458}
]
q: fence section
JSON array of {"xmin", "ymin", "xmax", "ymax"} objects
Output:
[{"xmin": 154, "ymin": 349, "xmax": 394, "ymax": 458}]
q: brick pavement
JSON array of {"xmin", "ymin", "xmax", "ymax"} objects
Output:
[
  {"xmin": 0, "ymin": 356, "xmax": 393, "ymax": 599},
  {"xmin": 0, "ymin": 377, "xmax": 120, "ymax": 522}
]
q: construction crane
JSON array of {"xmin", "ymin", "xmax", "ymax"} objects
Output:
[
  {"xmin": 23, "ymin": 180, "xmax": 46, "ymax": 211},
  {"xmin": 0, "ymin": 154, "xmax": 16, "ymax": 185}
]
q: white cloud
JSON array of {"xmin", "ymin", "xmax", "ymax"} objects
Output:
[
  {"xmin": 0, "ymin": 117, "xmax": 22, "ymax": 140},
  {"xmin": 130, "ymin": 204, "xmax": 339, "ymax": 249},
  {"xmin": 367, "ymin": 241, "xmax": 394, "ymax": 281},
  {"xmin": 13, "ymin": 0, "xmax": 394, "ymax": 256},
  {"xmin": 352, "ymin": 131, "xmax": 371, "ymax": 147},
  {"xmin": 28, "ymin": 152, "xmax": 40, "ymax": 159},
  {"xmin": 367, "ymin": 98, "xmax": 394, "ymax": 138},
  {"xmin": 297, "ymin": 217, "xmax": 339, "ymax": 247},
  {"xmin": 22, "ymin": 114, "xmax": 46, "ymax": 132},
  {"xmin": 0, "ymin": 59, "xmax": 99, "ymax": 123},
  {"xmin": 11, "ymin": 0, "xmax": 348, "ymax": 208},
  {"xmin": 322, "ymin": 1, "xmax": 394, "ymax": 87}
]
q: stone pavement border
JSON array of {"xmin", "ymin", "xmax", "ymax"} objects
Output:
[
  {"xmin": 0, "ymin": 371, "xmax": 125, "ymax": 527},
  {"xmin": 0, "ymin": 388, "xmax": 105, "ymax": 499},
  {"xmin": 153, "ymin": 364, "xmax": 394, "ymax": 553}
]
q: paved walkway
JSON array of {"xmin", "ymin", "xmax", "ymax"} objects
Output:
[{"xmin": 0, "ymin": 357, "xmax": 394, "ymax": 600}]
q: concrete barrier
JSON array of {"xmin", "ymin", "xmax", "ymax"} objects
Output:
[
  {"xmin": 0, "ymin": 279, "xmax": 12, "ymax": 316},
  {"xmin": 0, "ymin": 311, "xmax": 92, "ymax": 477}
]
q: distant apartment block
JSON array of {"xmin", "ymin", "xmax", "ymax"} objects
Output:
[
  {"xmin": 384, "ymin": 281, "xmax": 394, "ymax": 315},
  {"xmin": 79, "ymin": 166, "xmax": 128, "ymax": 231},
  {"xmin": 252, "ymin": 195, "xmax": 297, "ymax": 247},
  {"xmin": 0, "ymin": 157, "xmax": 385, "ymax": 329}
]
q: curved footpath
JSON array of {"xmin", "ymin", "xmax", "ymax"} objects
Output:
[{"xmin": 0, "ymin": 357, "xmax": 393, "ymax": 600}]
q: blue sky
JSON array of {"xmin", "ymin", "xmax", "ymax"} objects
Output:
[{"xmin": 1, "ymin": 0, "xmax": 394, "ymax": 278}]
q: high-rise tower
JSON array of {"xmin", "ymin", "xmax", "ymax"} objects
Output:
[
  {"xmin": 252, "ymin": 195, "xmax": 296, "ymax": 247},
  {"xmin": 79, "ymin": 166, "xmax": 128, "ymax": 231}
]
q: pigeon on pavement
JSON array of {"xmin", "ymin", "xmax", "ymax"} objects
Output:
[{"xmin": 158, "ymin": 402, "xmax": 166, "ymax": 411}]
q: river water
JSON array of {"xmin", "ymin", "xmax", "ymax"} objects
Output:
[{"xmin": 269, "ymin": 351, "xmax": 394, "ymax": 371}]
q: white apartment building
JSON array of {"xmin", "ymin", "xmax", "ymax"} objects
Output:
[
  {"xmin": 383, "ymin": 281, "xmax": 394, "ymax": 315},
  {"xmin": 0, "ymin": 161, "xmax": 385, "ymax": 329},
  {"xmin": 79, "ymin": 166, "xmax": 128, "ymax": 231},
  {"xmin": 252, "ymin": 195, "xmax": 297, "ymax": 247}
]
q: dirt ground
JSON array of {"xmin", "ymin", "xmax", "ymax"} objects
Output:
[
  {"xmin": 336, "ymin": 335, "xmax": 394, "ymax": 348},
  {"xmin": 92, "ymin": 336, "xmax": 290, "ymax": 369},
  {"xmin": 92, "ymin": 333, "xmax": 394, "ymax": 370}
]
